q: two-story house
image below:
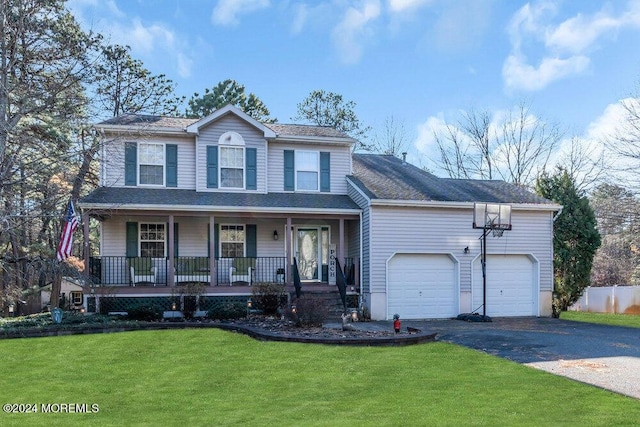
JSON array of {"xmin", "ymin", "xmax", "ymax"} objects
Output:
[{"xmin": 78, "ymin": 104, "xmax": 560, "ymax": 320}]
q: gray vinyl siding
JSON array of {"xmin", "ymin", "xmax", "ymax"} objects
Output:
[
  {"xmin": 196, "ymin": 115, "xmax": 266, "ymax": 192},
  {"xmin": 268, "ymin": 142, "xmax": 351, "ymax": 194},
  {"xmin": 367, "ymin": 205, "xmax": 554, "ymax": 296},
  {"xmin": 348, "ymin": 183, "xmax": 370, "ymax": 293},
  {"xmin": 101, "ymin": 135, "xmax": 195, "ymax": 189}
]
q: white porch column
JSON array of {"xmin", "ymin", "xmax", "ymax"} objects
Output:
[
  {"xmin": 168, "ymin": 215, "xmax": 175, "ymax": 287},
  {"xmin": 83, "ymin": 211, "xmax": 90, "ymax": 280},
  {"xmin": 209, "ymin": 216, "xmax": 216, "ymax": 286}
]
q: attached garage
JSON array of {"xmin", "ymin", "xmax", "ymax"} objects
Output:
[
  {"xmin": 387, "ymin": 253, "xmax": 458, "ymax": 320},
  {"xmin": 472, "ymin": 254, "xmax": 538, "ymax": 317}
]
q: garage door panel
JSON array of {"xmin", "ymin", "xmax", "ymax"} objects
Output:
[
  {"xmin": 388, "ymin": 254, "xmax": 457, "ymax": 320},
  {"xmin": 473, "ymin": 255, "xmax": 535, "ymax": 317}
]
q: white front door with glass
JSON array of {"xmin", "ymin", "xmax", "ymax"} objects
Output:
[{"xmin": 295, "ymin": 227, "xmax": 330, "ymax": 282}]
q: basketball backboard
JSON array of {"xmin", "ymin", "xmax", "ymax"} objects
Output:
[{"xmin": 473, "ymin": 203, "xmax": 512, "ymax": 230}]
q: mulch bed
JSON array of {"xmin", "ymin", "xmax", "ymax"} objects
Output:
[{"xmin": 0, "ymin": 315, "xmax": 437, "ymax": 346}]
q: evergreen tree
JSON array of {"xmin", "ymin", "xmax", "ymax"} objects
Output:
[
  {"xmin": 185, "ymin": 79, "xmax": 274, "ymax": 122},
  {"xmin": 536, "ymin": 169, "xmax": 601, "ymax": 317},
  {"xmin": 293, "ymin": 90, "xmax": 370, "ymax": 150}
]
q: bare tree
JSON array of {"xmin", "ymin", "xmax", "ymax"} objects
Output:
[
  {"xmin": 370, "ymin": 116, "xmax": 410, "ymax": 157},
  {"xmin": 430, "ymin": 103, "xmax": 561, "ymax": 187}
]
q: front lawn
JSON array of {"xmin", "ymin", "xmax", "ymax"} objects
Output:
[
  {"xmin": 561, "ymin": 311, "xmax": 640, "ymax": 328},
  {"xmin": 0, "ymin": 329, "xmax": 638, "ymax": 426}
]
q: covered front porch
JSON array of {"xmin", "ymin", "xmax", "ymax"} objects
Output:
[{"xmin": 80, "ymin": 207, "xmax": 361, "ymax": 291}]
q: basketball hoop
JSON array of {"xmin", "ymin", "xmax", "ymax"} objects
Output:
[{"xmin": 472, "ymin": 203, "xmax": 513, "ymax": 319}]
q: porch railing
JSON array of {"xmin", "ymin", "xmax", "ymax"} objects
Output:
[{"xmin": 87, "ymin": 256, "xmax": 358, "ymax": 288}]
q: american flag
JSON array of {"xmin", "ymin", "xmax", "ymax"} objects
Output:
[{"xmin": 56, "ymin": 200, "xmax": 80, "ymax": 261}]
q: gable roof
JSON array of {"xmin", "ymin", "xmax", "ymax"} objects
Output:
[
  {"xmin": 349, "ymin": 154, "xmax": 558, "ymax": 208},
  {"xmin": 95, "ymin": 107, "xmax": 353, "ymax": 143},
  {"xmin": 185, "ymin": 104, "xmax": 275, "ymax": 138}
]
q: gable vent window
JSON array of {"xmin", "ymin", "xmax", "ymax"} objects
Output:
[{"xmin": 139, "ymin": 143, "xmax": 164, "ymax": 186}]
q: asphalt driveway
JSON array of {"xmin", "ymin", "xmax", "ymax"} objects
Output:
[{"xmin": 404, "ymin": 317, "xmax": 640, "ymax": 399}]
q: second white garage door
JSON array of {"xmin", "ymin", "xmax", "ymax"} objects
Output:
[
  {"xmin": 472, "ymin": 254, "xmax": 537, "ymax": 317},
  {"xmin": 387, "ymin": 254, "xmax": 457, "ymax": 320}
]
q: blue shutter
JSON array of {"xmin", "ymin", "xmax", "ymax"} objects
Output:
[
  {"xmin": 126, "ymin": 222, "xmax": 138, "ymax": 257},
  {"xmin": 246, "ymin": 148, "xmax": 257, "ymax": 190},
  {"xmin": 214, "ymin": 224, "xmax": 219, "ymax": 259},
  {"xmin": 207, "ymin": 223, "xmax": 219, "ymax": 259},
  {"xmin": 125, "ymin": 142, "xmax": 137, "ymax": 186},
  {"xmin": 284, "ymin": 150, "xmax": 294, "ymax": 191},
  {"xmin": 207, "ymin": 146, "xmax": 218, "ymax": 188},
  {"xmin": 246, "ymin": 224, "xmax": 257, "ymax": 257},
  {"xmin": 320, "ymin": 152, "xmax": 330, "ymax": 192},
  {"xmin": 166, "ymin": 144, "xmax": 178, "ymax": 187}
]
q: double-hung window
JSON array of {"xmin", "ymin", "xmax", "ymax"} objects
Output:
[
  {"xmin": 295, "ymin": 151, "xmax": 319, "ymax": 191},
  {"xmin": 140, "ymin": 223, "xmax": 165, "ymax": 257},
  {"xmin": 138, "ymin": 143, "xmax": 164, "ymax": 186},
  {"xmin": 220, "ymin": 146, "xmax": 244, "ymax": 188},
  {"xmin": 220, "ymin": 225, "xmax": 245, "ymax": 258}
]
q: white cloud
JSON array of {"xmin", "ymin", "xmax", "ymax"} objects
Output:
[
  {"xmin": 502, "ymin": 54, "xmax": 590, "ymax": 92},
  {"xmin": 586, "ymin": 100, "xmax": 631, "ymax": 141},
  {"xmin": 68, "ymin": 2, "xmax": 194, "ymax": 82},
  {"xmin": 211, "ymin": 0, "xmax": 270, "ymax": 27},
  {"xmin": 503, "ymin": 2, "xmax": 640, "ymax": 92},
  {"xmin": 331, "ymin": 0, "xmax": 382, "ymax": 64},
  {"xmin": 388, "ymin": 0, "xmax": 433, "ymax": 13},
  {"xmin": 414, "ymin": 115, "xmax": 450, "ymax": 156}
]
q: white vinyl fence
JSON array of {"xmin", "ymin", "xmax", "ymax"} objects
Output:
[{"xmin": 570, "ymin": 286, "xmax": 640, "ymax": 315}]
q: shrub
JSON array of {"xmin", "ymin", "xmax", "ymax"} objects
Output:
[
  {"xmin": 207, "ymin": 302, "xmax": 246, "ymax": 320},
  {"xmin": 126, "ymin": 306, "xmax": 162, "ymax": 322},
  {"xmin": 287, "ymin": 295, "xmax": 329, "ymax": 327},
  {"xmin": 251, "ymin": 282, "xmax": 287, "ymax": 315}
]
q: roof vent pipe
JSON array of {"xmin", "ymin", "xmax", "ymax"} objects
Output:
[{"xmin": 402, "ymin": 152, "xmax": 407, "ymax": 164}]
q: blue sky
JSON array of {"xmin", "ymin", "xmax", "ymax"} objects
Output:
[{"xmin": 69, "ymin": 0, "xmax": 640, "ymax": 170}]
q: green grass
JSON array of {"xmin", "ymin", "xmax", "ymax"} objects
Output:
[
  {"xmin": 561, "ymin": 311, "xmax": 640, "ymax": 328},
  {"xmin": 0, "ymin": 330, "xmax": 638, "ymax": 426}
]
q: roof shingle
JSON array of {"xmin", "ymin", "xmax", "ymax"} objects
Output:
[{"xmin": 351, "ymin": 154, "xmax": 554, "ymax": 205}]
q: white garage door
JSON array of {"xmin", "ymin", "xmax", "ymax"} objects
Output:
[
  {"xmin": 387, "ymin": 254, "xmax": 457, "ymax": 320},
  {"xmin": 472, "ymin": 255, "xmax": 536, "ymax": 317}
]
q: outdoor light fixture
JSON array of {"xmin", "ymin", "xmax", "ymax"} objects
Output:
[
  {"xmin": 247, "ymin": 299, "xmax": 252, "ymax": 309},
  {"xmin": 273, "ymin": 230, "xmax": 278, "ymax": 240},
  {"xmin": 171, "ymin": 302, "xmax": 177, "ymax": 311},
  {"xmin": 291, "ymin": 305, "xmax": 297, "ymax": 315},
  {"xmin": 464, "ymin": 246, "xmax": 470, "ymax": 254},
  {"xmin": 350, "ymin": 310, "xmax": 358, "ymax": 322}
]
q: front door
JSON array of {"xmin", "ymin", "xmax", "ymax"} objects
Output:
[{"xmin": 296, "ymin": 228, "xmax": 319, "ymax": 281}]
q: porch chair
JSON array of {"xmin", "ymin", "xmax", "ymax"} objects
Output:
[
  {"xmin": 229, "ymin": 257, "xmax": 256, "ymax": 286},
  {"xmin": 128, "ymin": 257, "xmax": 156, "ymax": 286}
]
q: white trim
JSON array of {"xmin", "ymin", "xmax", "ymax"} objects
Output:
[
  {"xmin": 78, "ymin": 202, "xmax": 361, "ymax": 216},
  {"xmin": 219, "ymin": 224, "xmax": 246, "ymax": 258},
  {"xmin": 137, "ymin": 142, "xmax": 166, "ymax": 187},
  {"xmin": 295, "ymin": 150, "xmax": 320, "ymax": 192},
  {"xmin": 139, "ymin": 222, "xmax": 167, "ymax": 257},
  {"xmin": 219, "ymin": 145, "xmax": 245, "ymax": 190}
]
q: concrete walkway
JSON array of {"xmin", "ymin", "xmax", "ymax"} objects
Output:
[{"xmin": 337, "ymin": 317, "xmax": 640, "ymax": 399}]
